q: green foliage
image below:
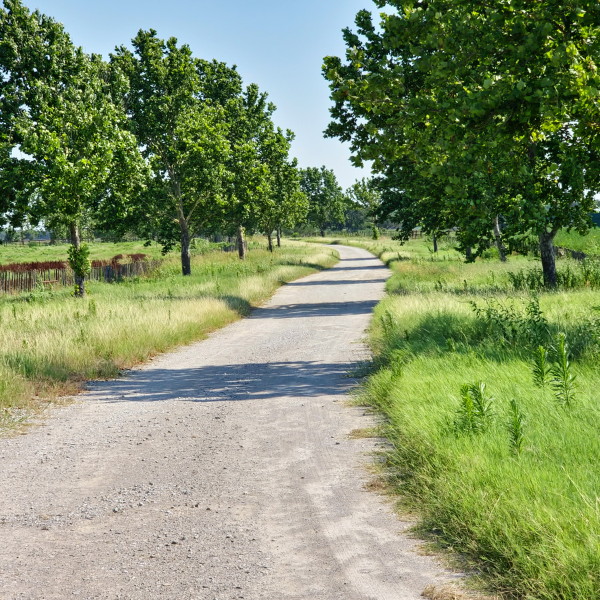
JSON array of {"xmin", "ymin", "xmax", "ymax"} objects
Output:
[
  {"xmin": 454, "ymin": 381, "xmax": 493, "ymax": 435},
  {"xmin": 111, "ymin": 31, "xmax": 234, "ymax": 274},
  {"xmin": 507, "ymin": 399, "xmax": 525, "ymax": 456},
  {"xmin": 1, "ymin": 0, "xmax": 145, "ymax": 241},
  {"xmin": 532, "ymin": 345, "xmax": 551, "ymax": 389},
  {"xmin": 300, "ymin": 166, "xmax": 347, "ymax": 235},
  {"xmin": 67, "ymin": 244, "xmax": 91, "ymax": 279},
  {"xmin": 470, "ymin": 295, "xmax": 548, "ymax": 348},
  {"xmin": 551, "ymin": 333, "xmax": 577, "ymax": 408},
  {"xmin": 323, "ymin": 1, "xmax": 600, "ymax": 285}
]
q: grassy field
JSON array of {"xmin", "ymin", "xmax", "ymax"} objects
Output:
[
  {"xmin": 554, "ymin": 227, "xmax": 600, "ymax": 255},
  {"xmin": 0, "ymin": 239, "xmax": 174, "ymax": 263},
  {"xmin": 0, "ymin": 237, "xmax": 268, "ymax": 265},
  {"xmin": 0, "ymin": 242, "xmax": 337, "ymax": 428},
  {"xmin": 316, "ymin": 235, "xmax": 600, "ymax": 599}
]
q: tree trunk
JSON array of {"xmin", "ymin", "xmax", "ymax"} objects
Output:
[
  {"xmin": 320, "ymin": 225, "xmax": 325, "ymax": 237},
  {"xmin": 539, "ymin": 230, "xmax": 558, "ymax": 287},
  {"xmin": 465, "ymin": 246, "xmax": 472, "ymax": 261},
  {"xmin": 69, "ymin": 222, "xmax": 86, "ymax": 297},
  {"xmin": 180, "ymin": 222, "xmax": 191, "ymax": 276},
  {"xmin": 237, "ymin": 225, "xmax": 246, "ymax": 260},
  {"xmin": 176, "ymin": 186, "xmax": 192, "ymax": 276},
  {"xmin": 493, "ymin": 215, "xmax": 507, "ymax": 262},
  {"xmin": 432, "ymin": 233, "xmax": 438, "ymax": 253},
  {"xmin": 267, "ymin": 232, "xmax": 273, "ymax": 252},
  {"xmin": 276, "ymin": 227, "xmax": 281, "ymax": 248}
]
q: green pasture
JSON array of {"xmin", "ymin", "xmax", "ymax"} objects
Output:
[{"xmin": 0, "ymin": 237, "xmax": 270, "ymax": 265}]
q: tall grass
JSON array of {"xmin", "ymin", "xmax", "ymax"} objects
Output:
[
  {"xmin": 0, "ymin": 243, "xmax": 337, "ymax": 421},
  {"xmin": 336, "ymin": 235, "xmax": 600, "ymax": 598}
]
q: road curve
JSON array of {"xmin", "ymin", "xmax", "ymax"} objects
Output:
[{"xmin": 0, "ymin": 245, "xmax": 457, "ymax": 600}]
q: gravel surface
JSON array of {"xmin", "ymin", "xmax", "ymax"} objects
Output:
[{"xmin": 0, "ymin": 245, "xmax": 459, "ymax": 599}]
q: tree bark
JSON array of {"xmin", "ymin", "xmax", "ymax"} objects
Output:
[
  {"xmin": 69, "ymin": 222, "xmax": 86, "ymax": 297},
  {"xmin": 237, "ymin": 225, "xmax": 246, "ymax": 260},
  {"xmin": 493, "ymin": 215, "xmax": 507, "ymax": 262},
  {"xmin": 465, "ymin": 246, "xmax": 472, "ymax": 261},
  {"xmin": 267, "ymin": 232, "xmax": 274, "ymax": 252},
  {"xmin": 539, "ymin": 230, "xmax": 558, "ymax": 287},
  {"xmin": 276, "ymin": 227, "xmax": 281, "ymax": 248},
  {"xmin": 180, "ymin": 221, "xmax": 191, "ymax": 276},
  {"xmin": 432, "ymin": 233, "xmax": 438, "ymax": 253},
  {"xmin": 176, "ymin": 185, "xmax": 192, "ymax": 276}
]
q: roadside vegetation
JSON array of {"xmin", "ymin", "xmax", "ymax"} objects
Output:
[
  {"xmin": 0, "ymin": 242, "xmax": 337, "ymax": 427},
  {"xmin": 324, "ymin": 234, "xmax": 600, "ymax": 599}
]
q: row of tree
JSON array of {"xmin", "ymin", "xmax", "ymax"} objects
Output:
[
  {"xmin": 0, "ymin": 1, "xmax": 383, "ymax": 293},
  {"xmin": 0, "ymin": 1, "xmax": 313, "ymax": 291},
  {"xmin": 323, "ymin": 0, "xmax": 600, "ymax": 286}
]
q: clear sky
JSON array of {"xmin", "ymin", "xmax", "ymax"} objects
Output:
[{"xmin": 21, "ymin": 0, "xmax": 376, "ymax": 190}]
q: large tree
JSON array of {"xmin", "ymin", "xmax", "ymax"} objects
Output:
[
  {"xmin": 111, "ymin": 31, "xmax": 232, "ymax": 275},
  {"xmin": 300, "ymin": 166, "xmax": 346, "ymax": 236},
  {"xmin": 221, "ymin": 84, "xmax": 284, "ymax": 260},
  {"xmin": 324, "ymin": 1, "xmax": 600, "ymax": 285},
  {"xmin": 1, "ymin": 0, "xmax": 145, "ymax": 295},
  {"xmin": 254, "ymin": 129, "xmax": 307, "ymax": 251}
]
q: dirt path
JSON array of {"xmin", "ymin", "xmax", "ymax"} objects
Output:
[{"xmin": 0, "ymin": 245, "xmax": 458, "ymax": 600}]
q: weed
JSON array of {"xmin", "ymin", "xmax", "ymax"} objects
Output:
[
  {"xmin": 381, "ymin": 309, "xmax": 397, "ymax": 335},
  {"xmin": 507, "ymin": 267, "xmax": 544, "ymax": 291},
  {"xmin": 470, "ymin": 295, "xmax": 548, "ymax": 348},
  {"xmin": 470, "ymin": 381, "xmax": 494, "ymax": 428},
  {"xmin": 551, "ymin": 333, "xmax": 577, "ymax": 408},
  {"xmin": 507, "ymin": 399, "xmax": 525, "ymax": 455},
  {"xmin": 454, "ymin": 381, "xmax": 493, "ymax": 435},
  {"xmin": 531, "ymin": 345, "xmax": 550, "ymax": 388}
]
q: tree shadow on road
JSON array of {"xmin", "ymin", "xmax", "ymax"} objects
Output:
[{"xmin": 87, "ymin": 360, "xmax": 360, "ymax": 404}]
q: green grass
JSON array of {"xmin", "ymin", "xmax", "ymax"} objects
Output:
[
  {"xmin": 554, "ymin": 227, "xmax": 600, "ymax": 255},
  {"xmin": 0, "ymin": 239, "xmax": 173, "ymax": 263},
  {"xmin": 323, "ymin": 235, "xmax": 600, "ymax": 599},
  {"xmin": 0, "ymin": 237, "xmax": 266, "ymax": 265},
  {"xmin": 0, "ymin": 242, "xmax": 338, "ymax": 427}
]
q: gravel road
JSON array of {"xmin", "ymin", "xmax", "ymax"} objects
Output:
[{"xmin": 0, "ymin": 245, "xmax": 459, "ymax": 600}]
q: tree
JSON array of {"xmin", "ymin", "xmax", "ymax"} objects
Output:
[
  {"xmin": 111, "ymin": 31, "xmax": 231, "ymax": 275},
  {"xmin": 347, "ymin": 178, "xmax": 381, "ymax": 226},
  {"xmin": 300, "ymin": 167, "xmax": 346, "ymax": 236},
  {"xmin": 221, "ymin": 84, "xmax": 282, "ymax": 260},
  {"xmin": 254, "ymin": 129, "xmax": 307, "ymax": 252},
  {"xmin": 323, "ymin": 1, "xmax": 600, "ymax": 285},
  {"xmin": 1, "ymin": 0, "xmax": 145, "ymax": 295}
]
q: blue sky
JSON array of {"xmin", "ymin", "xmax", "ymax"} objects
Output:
[{"xmin": 22, "ymin": 0, "xmax": 378, "ymax": 189}]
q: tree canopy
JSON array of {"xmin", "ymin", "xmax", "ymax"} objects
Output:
[
  {"xmin": 0, "ymin": 1, "xmax": 310, "ymax": 280},
  {"xmin": 300, "ymin": 166, "xmax": 347, "ymax": 236},
  {"xmin": 0, "ymin": 0, "xmax": 145, "ymax": 294},
  {"xmin": 323, "ymin": 1, "xmax": 600, "ymax": 285}
]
